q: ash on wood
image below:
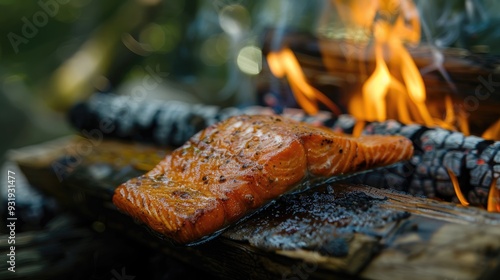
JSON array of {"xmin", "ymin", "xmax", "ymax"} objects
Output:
[{"xmin": 10, "ymin": 137, "xmax": 500, "ymax": 280}]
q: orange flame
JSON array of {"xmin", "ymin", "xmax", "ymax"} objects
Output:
[
  {"xmin": 267, "ymin": 0, "xmax": 500, "ymax": 211},
  {"xmin": 487, "ymin": 177, "xmax": 500, "ymax": 212},
  {"xmin": 267, "ymin": 48, "xmax": 341, "ymax": 116},
  {"xmin": 447, "ymin": 168, "xmax": 470, "ymax": 207},
  {"xmin": 482, "ymin": 119, "xmax": 500, "ymax": 140},
  {"xmin": 354, "ymin": 0, "xmax": 433, "ymax": 126}
]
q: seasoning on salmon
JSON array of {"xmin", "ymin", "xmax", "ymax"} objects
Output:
[{"xmin": 112, "ymin": 115, "xmax": 414, "ymax": 244}]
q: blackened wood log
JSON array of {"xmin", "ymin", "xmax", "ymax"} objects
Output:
[
  {"xmin": 68, "ymin": 94, "xmax": 500, "ymax": 208},
  {"xmin": 9, "ymin": 138, "xmax": 500, "ymax": 280},
  {"xmin": 331, "ymin": 115, "xmax": 500, "ymax": 207}
]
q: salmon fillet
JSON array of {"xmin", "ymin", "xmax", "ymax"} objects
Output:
[{"xmin": 113, "ymin": 115, "xmax": 413, "ymax": 244}]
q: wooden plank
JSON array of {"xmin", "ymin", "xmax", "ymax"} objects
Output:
[
  {"xmin": 363, "ymin": 220, "xmax": 500, "ymax": 280},
  {"xmin": 9, "ymin": 137, "xmax": 500, "ymax": 280}
]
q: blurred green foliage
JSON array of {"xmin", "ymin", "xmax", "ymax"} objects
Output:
[
  {"xmin": 0, "ymin": 0, "xmax": 198, "ymax": 158},
  {"xmin": 0, "ymin": 0, "xmax": 272, "ymax": 158}
]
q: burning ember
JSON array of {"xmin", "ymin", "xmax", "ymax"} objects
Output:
[{"xmin": 265, "ymin": 0, "xmax": 500, "ymax": 210}]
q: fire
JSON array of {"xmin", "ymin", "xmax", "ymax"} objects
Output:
[
  {"xmin": 482, "ymin": 119, "xmax": 500, "ymax": 140},
  {"xmin": 267, "ymin": 0, "xmax": 449, "ymax": 129},
  {"xmin": 267, "ymin": 48, "xmax": 341, "ymax": 116},
  {"xmin": 447, "ymin": 168, "xmax": 470, "ymax": 207},
  {"xmin": 487, "ymin": 177, "xmax": 500, "ymax": 212},
  {"xmin": 266, "ymin": 0, "xmax": 500, "ymax": 211},
  {"xmin": 345, "ymin": 0, "xmax": 434, "ymax": 126},
  {"xmin": 332, "ymin": 0, "xmax": 500, "ymax": 140}
]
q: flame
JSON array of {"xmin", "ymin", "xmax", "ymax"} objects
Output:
[
  {"xmin": 332, "ymin": 1, "xmax": 500, "ymax": 211},
  {"xmin": 356, "ymin": 1, "xmax": 433, "ymax": 126},
  {"xmin": 482, "ymin": 119, "xmax": 500, "ymax": 140},
  {"xmin": 487, "ymin": 177, "xmax": 500, "ymax": 212},
  {"xmin": 267, "ymin": 0, "xmax": 500, "ymax": 211},
  {"xmin": 267, "ymin": 48, "xmax": 341, "ymax": 116},
  {"xmin": 334, "ymin": 0, "xmax": 378, "ymax": 29},
  {"xmin": 270, "ymin": 0, "xmax": 474, "ymax": 134},
  {"xmin": 331, "ymin": 0, "xmax": 499, "ymax": 140},
  {"xmin": 361, "ymin": 42, "xmax": 391, "ymax": 121},
  {"xmin": 447, "ymin": 166, "xmax": 500, "ymax": 213},
  {"xmin": 447, "ymin": 168, "xmax": 470, "ymax": 206}
]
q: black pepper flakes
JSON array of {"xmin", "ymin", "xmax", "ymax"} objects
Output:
[
  {"xmin": 173, "ymin": 190, "xmax": 190, "ymax": 199},
  {"xmin": 219, "ymin": 175, "xmax": 226, "ymax": 183},
  {"xmin": 244, "ymin": 194, "xmax": 254, "ymax": 204}
]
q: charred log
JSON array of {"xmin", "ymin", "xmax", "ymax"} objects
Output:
[{"xmin": 331, "ymin": 115, "xmax": 500, "ymax": 207}]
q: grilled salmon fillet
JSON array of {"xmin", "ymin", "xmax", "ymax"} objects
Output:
[{"xmin": 113, "ymin": 115, "xmax": 413, "ymax": 244}]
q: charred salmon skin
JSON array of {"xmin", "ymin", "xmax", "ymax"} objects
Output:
[{"xmin": 113, "ymin": 115, "xmax": 413, "ymax": 244}]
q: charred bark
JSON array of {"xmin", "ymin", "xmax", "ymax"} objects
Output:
[{"xmin": 331, "ymin": 115, "xmax": 500, "ymax": 206}]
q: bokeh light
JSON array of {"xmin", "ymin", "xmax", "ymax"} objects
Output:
[
  {"xmin": 140, "ymin": 23, "xmax": 166, "ymax": 52},
  {"xmin": 159, "ymin": 21, "xmax": 181, "ymax": 53},
  {"xmin": 237, "ymin": 45, "xmax": 262, "ymax": 75}
]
